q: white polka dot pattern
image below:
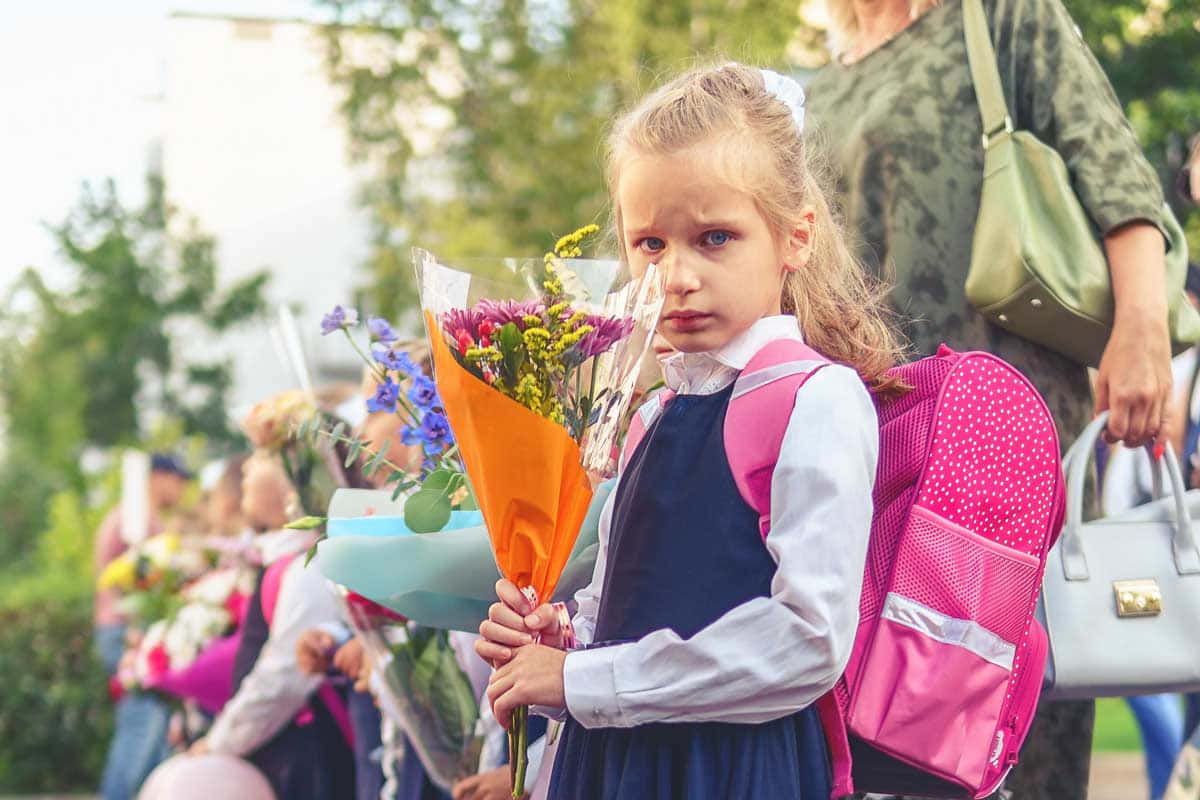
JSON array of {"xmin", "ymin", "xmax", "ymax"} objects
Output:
[{"xmin": 918, "ymin": 357, "xmax": 1061, "ymax": 558}]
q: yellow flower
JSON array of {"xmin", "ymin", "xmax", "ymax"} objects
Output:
[{"xmin": 98, "ymin": 555, "xmax": 137, "ymax": 592}]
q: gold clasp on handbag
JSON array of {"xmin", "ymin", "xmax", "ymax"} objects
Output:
[{"xmin": 1114, "ymin": 579, "xmax": 1163, "ymax": 618}]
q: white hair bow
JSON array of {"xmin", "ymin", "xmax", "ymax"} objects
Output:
[{"xmin": 760, "ymin": 68, "xmax": 806, "ymax": 133}]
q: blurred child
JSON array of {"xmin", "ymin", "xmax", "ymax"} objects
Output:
[{"xmin": 191, "ymin": 453, "xmax": 355, "ymax": 800}]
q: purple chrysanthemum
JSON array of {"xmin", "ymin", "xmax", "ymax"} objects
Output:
[
  {"xmin": 576, "ymin": 315, "xmax": 635, "ymax": 358},
  {"xmin": 476, "ymin": 299, "xmax": 546, "ymax": 329},
  {"xmin": 440, "ymin": 307, "xmax": 485, "ymax": 340}
]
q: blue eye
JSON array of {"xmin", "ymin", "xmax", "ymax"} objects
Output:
[
  {"xmin": 638, "ymin": 237, "xmax": 665, "ymax": 252},
  {"xmin": 702, "ymin": 230, "xmax": 732, "ymax": 247}
]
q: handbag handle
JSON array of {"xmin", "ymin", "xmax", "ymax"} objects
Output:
[
  {"xmin": 962, "ymin": 0, "xmax": 1014, "ymax": 148},
  {"xmin": 1064, "ymin": 411, "xmax": 1200, "ymax": 580}
]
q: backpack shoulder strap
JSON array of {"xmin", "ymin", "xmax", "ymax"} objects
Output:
[
  {"xmin": 725, "ymin": 338, "xmax": 831, "ymax": 539},
  {"xmin": 260, "ymin": 553, "xmax": 298, "ymax": 626},
  {"xmin": 620, "ymin": 388, "xmax": 676, "ymax": 472}
]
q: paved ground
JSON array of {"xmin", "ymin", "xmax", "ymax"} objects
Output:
[
  {"xmin": 0, "ymin": 752, "xmax": 1154, "ymax": 800},
  {"xmin": 1089, "ymin": 751, "xmax": 1150, "ymax": 800}
]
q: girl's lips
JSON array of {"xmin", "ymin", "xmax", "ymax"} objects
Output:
[{"xmin": 662, "ymin": 311, "xmax": 712, "ymax": 332}]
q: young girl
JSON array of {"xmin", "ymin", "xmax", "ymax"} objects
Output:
[{"xmin": 476, "ymin": 62, "xmax": 903, "ymax": 798}]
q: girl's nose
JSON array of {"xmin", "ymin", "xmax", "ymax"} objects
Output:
[{"xmin": 661, "ymin": 249, "xmax": 701, "ymax": 296}]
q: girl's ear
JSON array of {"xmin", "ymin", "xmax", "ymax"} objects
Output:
[{"xmin": 782, "ymin": 206, "xmax": 817, "ymax": 273}]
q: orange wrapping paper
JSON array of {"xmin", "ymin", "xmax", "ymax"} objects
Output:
[{"xmin": 427, "ymin": 311, "xmax": 594, "ymax": 603}]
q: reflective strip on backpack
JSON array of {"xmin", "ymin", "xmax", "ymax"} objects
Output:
[{"xmin": 881, "ymin": 592, "xmax": 1016, "ymax": 671}]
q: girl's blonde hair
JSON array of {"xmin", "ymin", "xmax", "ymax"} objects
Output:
[
  {"xmin": 825, "ymin": 0, "xmax": 941, "ymax": 58},
  {"xmin": 606, "ymin": 62, "xmax": 906, "ymax": 392}
]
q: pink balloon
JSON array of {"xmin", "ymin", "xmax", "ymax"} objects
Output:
[{"xmin": 138, "ymin": 754, "xmax": 276, "ymax": 800}]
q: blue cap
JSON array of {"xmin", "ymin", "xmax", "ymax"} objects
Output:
[{"xmin": 150, "ymin": 453, "xmax": 194, "ymax": 479}]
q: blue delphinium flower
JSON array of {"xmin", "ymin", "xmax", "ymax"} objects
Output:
[
  {"xmin": 368, "ymin": 317, "xmax": 398, "ymax": 343},
  {"xmin": 418, "ymin": 411, "xmax": 453, "ymax": 455},
  {"xmin": 320, "ymin": 305, "xmax": 359, "ymax": 335},
  {"xmin": 373, "ymin": 348, "xmax": 418, "ymax": 375},
  {"xmin": 367, "ymin": 377, "xmax": 399, "ymax": 413},
  {"xmin": 408, "ymin": 376, "xmax": 439, "ymax": 409}
]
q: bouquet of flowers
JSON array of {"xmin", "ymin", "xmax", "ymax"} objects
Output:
[
  {"xmin": 112, "ymin": 563, "xmax": 257, "ymax": 710},
  {"xmin": 416, "ymin": 225, "xmax": 664, "ymax": 794},
  {"xmin": 98, "ymin": 532, "xmax": 214, "ymax": 628},
  {"xmin": 289, "ymin": 318, "xmax": 483, "ymax": 790}
]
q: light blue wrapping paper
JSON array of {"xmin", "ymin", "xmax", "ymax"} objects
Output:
[{"xmin": 315, "ymin": 480, "xmax": 612, "ymax": 632}]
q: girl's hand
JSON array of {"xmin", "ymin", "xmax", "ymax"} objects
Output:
[
  {"xmin": 476, "ymin": 579, "xmax": 566, "ymax": 666},
  {"xmin": 486, "ymin": 643, "xmax": 567, "ymax": 729},
  {"xmin": 452, "ymin": 766, "xmax": 525, "ymax": 800}
]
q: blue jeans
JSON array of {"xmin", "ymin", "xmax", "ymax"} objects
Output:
[
  {"xmin": 96, "ymin": 625, "xmax": 173, "ymax": 800},
  {"xmin": 1127, "ymin": 694, "xmax": 1184, "ymax": 800}
]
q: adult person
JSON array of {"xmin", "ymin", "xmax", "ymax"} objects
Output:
[
  {"xmin": 95, "ymin": 453, "xmax": 192, "ymax": 800},
  {"xmin": 806, "ymin": 0, "xmax": 1176, "ymax": 797}
]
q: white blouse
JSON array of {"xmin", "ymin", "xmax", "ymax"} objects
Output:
[
  {"xmin": 207, "ymin": 529, "xmax": 345, "ymax": 756},
  {"xmin": 561, "ymin": 315, "xmax": 879, "ymax": 728}
]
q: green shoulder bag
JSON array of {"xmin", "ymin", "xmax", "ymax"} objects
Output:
[{"xmin": 962, "ymin": 0, "xmax": 1199, "ymax": 367}]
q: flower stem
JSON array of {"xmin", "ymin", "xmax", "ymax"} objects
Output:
[{"xmin": 512, "ymin": 704, "xmax": 529, "ymax": 798}]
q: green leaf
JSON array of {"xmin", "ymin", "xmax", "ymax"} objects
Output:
[
  {"xmin": 390, "ymin": 479, "xmax": 418, "ymax": 501},
  {"xmin": 364, "ymin": 439, "xmax": 391, "ymax": 476},
  {"xmin": 420, "ymin": 468, "xmax": 456, "ymax": 495},
  {"xmin": 498, "ymin": 322, "xmax": 524, "ymax": 381},
  {"xmin": 285, "ymin": 515, "xmax": 326, "ymax": 530},
  {"xmin": 344, "ymin": 438, "xmax": 365, "ymax": 468},
  {"xmin": 303, "ymin": 539, "xmax": 322, "ymax": 567},
  {"xmin": 330, "ymin": 421, "xmax": 346, "ymax": 440},
  {"xmin": 404, "ymin": 489, "xmax": 452, "ymax": 533}
]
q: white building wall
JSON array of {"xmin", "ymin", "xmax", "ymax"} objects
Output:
[{"xmin": 164, "ymin": 13, "xmax": 371, "ymax": 412}]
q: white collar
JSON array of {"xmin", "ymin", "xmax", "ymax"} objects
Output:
[
  {"xmin": 661, "ymin": 315, "xmax": 804, "ymax": 395},
  {"xmin": 255, "ymin": 528, "xmax": 318, "ymax": 565}
]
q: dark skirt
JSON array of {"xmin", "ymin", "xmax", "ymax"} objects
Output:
[
  {"xmin": 548, "ymin": 705, "xmax": 831, "ymax": 800},
  {"xmin": 248, "ymin": 697, "xmax": 355, "ymax": 800}
]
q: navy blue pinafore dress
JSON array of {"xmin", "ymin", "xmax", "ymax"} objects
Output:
[{"xmin": 548, "ymin": 385, "xmax": 832, "ymax": 800}]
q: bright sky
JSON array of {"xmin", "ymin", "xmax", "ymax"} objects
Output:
[{"xmin": 0, "ymin": 1, "xmax": 326, "ymax": 297}]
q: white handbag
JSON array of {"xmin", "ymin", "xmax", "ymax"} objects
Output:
[{"xmin": 1040, "ymin": 411, "xmax": 1200, "ymax": 699}]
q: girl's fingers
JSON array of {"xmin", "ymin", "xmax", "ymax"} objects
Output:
[
  {"xmin": 487, "ymin": 601, "xmax": 529, "ymax": 633},
  {"xmin": 496, "ymin": 579, "xmax": 533, "ymax": 614},
  {"xmin": 474, "ymin": 639, "xmax": 513, "ymax": 664},
  {"xmin": 524, "ymin": 603, "xmax": 559, "ymax": 632},
  {"xmin": 479, "ymin": 619, "xmax": 534, "ymax": 647}
]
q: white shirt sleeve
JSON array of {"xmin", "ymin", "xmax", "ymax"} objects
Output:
[
  {"xmin": 560, "ymin": 365, "xmax": 878, "ymax": 728},
  {"xmin": 207, "ymin": 559, "xmax": 345, "ymax": 756}
]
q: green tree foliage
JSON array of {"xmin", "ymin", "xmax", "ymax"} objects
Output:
[
  {"xmin": 0, "ymin": 174, "xmax": 269, "ymax": 568},
  {"xmin": 318, "ymin": 0, "xmax": 1199, "ymax": 312},
  {"xmin": 317, "ymin": 0, "xmax": 805, "ymax": 318}
]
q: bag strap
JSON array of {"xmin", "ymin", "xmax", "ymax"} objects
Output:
[
  {"xmin": 962, "ymin": 0, "xmax": 1014, "ymax": 147},
  {"xmin": 620, "ymin": 389, "xmax": 675, "ymax": 472},
  {"xmin": 260, "ymin": 553, "xmax": 296, "ymax": 625},
  {"xmin": 725, "ymin": 338, "xmax": 830, "ymax": 539}
]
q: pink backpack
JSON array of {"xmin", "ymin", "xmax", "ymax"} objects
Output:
[{"xmin": 624, "ymin": 340, "xmax": 1065, "ymax": 799}]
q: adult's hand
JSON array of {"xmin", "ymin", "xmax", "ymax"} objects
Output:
[{"xmin": 1095, "ymin": 222, "xmax": 1173, "ymax": 448}]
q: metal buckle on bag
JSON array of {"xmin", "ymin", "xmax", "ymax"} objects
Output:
[
  {"xmin": 981, "ymin": 116, "xmax": 1014, "ymax": 149},
  {"xmin": 1114, "ymin": 579, "xmax": 1163, "ymax": 618}
]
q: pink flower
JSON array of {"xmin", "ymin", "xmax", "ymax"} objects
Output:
[
  {"xmin": 577, "ymin": 315, "xmax": 635, "ymax": 358},
  {"xmin": 146, "ymin": 643, "xmax": 170, "ymax": 678},
  {"xmin": 454, "ymin": 328, "xmax": 475, "ymax": 353},
  {"xmin": 477, "ymin": 299, "xmax": 545, "ymax": 329},
  {"xmin": 441, "ymin": 308, "xmax": 484, "ymax": 340}
]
